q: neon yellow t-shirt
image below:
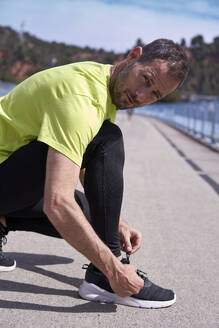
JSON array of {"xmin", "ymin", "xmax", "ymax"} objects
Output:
[{"xmin": 0, "ymin": 62, "xmax": 117, "ymax": 166}]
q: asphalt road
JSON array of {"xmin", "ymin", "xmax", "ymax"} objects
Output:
[{"xmin": 1, "ymin": 113, "xmax": 218, "ymax": 328}]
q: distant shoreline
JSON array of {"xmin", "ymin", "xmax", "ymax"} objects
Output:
[{"xmin": 0, "ymin": 80, "xmax": 218, "ymax": 102}]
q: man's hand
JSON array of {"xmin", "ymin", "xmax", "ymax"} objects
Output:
[
  {"xmin": 108, "ymin": 263, "xmax": 144, "ymax": 297},
  {"xmin": 119, "ymin": 218, "xmax": 142, "ymax": 254}
]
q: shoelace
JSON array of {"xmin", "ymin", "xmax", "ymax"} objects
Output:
[
  {"xmin": 82, "ymin": 264, "xmax": 89, "ymax": 270},
  {"xmin": 126, "ymin": 253, "xmax": 149, "ymax": 283},
  {"xmin": 82, "ymin": 253, "xmax": 149, "ymax": 282},
  {"xmin": 0, "ymin": 234, "xmax": 7, "ymax": 259},
  {"xmin": 136, "ymin": 269, "xmax": 149, "ymax": 283}
]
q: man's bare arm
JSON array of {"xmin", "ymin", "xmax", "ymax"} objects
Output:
[{"xmin": 43, "ymin": 147, "xmax": 143, "ymax": 297}]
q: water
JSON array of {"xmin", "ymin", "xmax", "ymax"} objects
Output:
[
  {"xmin": 0, "ymin": 80, "xmax": 16, "ymax": 97},
  {"xmin": 1, "ymin": 80, "xmax": 219, "ymax": 146}
]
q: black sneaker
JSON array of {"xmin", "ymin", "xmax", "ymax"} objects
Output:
[
  {"xmin": 79, "ymin": 254, "xmax": 176, "ymax": 308},
  {"xmin": 0, "ymin": 221, "xmax": 16, "ymax": 272}
]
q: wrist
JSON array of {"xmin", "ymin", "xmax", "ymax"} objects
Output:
[{"xmin": 104, "ymin": 256, "xmax": 124, "ymax": 280}]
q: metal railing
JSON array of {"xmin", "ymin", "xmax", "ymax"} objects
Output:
[
  {"xmin": 136, "ymin": 100, "xmax": 219, "ymax": 148},
  {"xmin": 1, "ymin": 80, "xmax": 219, "ymax": 149}
]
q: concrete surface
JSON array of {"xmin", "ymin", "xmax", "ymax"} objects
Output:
[{"xmin": 0, "ymin": 113, "xmax": 218, "ymax": 328}]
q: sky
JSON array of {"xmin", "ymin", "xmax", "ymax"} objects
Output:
[{"xmin": 1, "ymin": 0, "xmax": 219, "ymax": 52}]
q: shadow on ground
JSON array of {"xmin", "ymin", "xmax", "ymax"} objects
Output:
[{"xmin": 0, "ymin": 252, "xmax": 117, "ymax": 313}]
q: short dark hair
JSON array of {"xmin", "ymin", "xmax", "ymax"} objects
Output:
[{"xmin": 137, "ymin": 39, "xmax": 189, "ymax": 87}]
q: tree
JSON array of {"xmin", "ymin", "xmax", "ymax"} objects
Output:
[
  {"xmin": 213, "ymin": 37, "xmax": 219, "ymax": 52},
  {"xmin": 180, "ymin": 38, "xmax": 186, "ymax": 47},
  {"xmin": 191, "ymin": 35, "xmax": 204, "ymax": 48},
  {"xmin": 135, "ymin": 38, "xmax": 145, "ymax": 47}
]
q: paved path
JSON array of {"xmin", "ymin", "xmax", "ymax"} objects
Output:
[{"xmin": 1, "ymin": 113, "xmax": 218, "ymax": 328}]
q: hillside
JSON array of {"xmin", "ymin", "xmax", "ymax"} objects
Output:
[{"xmin": 0, "ymin": 26, "xmax": 219, "ymax": 99}]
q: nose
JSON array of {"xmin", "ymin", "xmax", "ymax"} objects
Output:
[{"xmin": 135, "ymin": 86, "xmax": 151, "ymax": 104}]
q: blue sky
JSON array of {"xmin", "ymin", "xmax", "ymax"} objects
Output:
[{"xmin": 1, "ymin": 0, "xmax": 219, "ymax": 52}]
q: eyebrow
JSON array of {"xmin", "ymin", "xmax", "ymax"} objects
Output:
[{"xmin": 146, "ymin": 73, "xmax": 154, "ymax": 85}]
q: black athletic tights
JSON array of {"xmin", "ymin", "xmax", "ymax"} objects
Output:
[{"xmin": 0, "ymin": 120, "xmax": 125, "ymax": 257}]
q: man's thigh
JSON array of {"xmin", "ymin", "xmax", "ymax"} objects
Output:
[
  {"xmin": 0, "ymin": 140, "xmax": 48, "ymax": 215},
  {"xmin": 0, "ymin": 139, "xmax": 91, "ymax": 221}
]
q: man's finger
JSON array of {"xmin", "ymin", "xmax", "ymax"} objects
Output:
[
  {"xmin": 124, "ymin": 234, "xmax": 132, "ymax": 253},
  {"xmin": 131, "ymin": 233, "xmax": 142, "ymax": 253}
]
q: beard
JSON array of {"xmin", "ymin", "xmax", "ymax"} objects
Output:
[
  {"xmin": 110, "ymin": 64, "xmax": 136, "ymax": 109},
  {"xmin": 112, "ymin": 90, "xmax": 129, "ymax": 109}
]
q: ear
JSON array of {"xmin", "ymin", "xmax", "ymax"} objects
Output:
[{"xmin": 127, "ymin": 46, "xmax": 143, "ymax": 60}]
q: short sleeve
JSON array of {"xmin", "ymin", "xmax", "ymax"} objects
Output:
[{"xmin": 37, "ymin": 95, "xmax": 101, "ymax": 167}]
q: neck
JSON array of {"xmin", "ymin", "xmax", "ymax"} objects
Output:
[
  {"xmin": 109, "ymin": 64, "xmax": 117, "ymax": 95},
  {"xmin": 109, "ymin": 60, "xmax": 129, "ymax": 96}
]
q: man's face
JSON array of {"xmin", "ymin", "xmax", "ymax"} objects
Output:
[{"xmin": 111, "ymin": 59, "xmax": 179, "ymax": 109}]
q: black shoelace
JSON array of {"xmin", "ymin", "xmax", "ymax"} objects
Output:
[
  {"xmin": 126, "ymin": 253, "xmax": 149, "ymax": 283},
  {"xmin": 137, "ymin": 269, "xmax": 150, "ymax": 283},
  {"xmin": 82, "ymin": 264, "xmax": 89, "ymax": 270},
  {"xmin": 82, "ymin": 253, "xmax": 149, "ymax": 284},
  {"xmin": 0, "ymin": 233, "xmax": 7, "ymax": 259}
]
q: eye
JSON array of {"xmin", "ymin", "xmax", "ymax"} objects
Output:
[
  {"xmin": 152, "ymin": 91, "xmax": 158, "ymax": 99},
  {"xmin": 144, "ymin": 76, "xmax": 151, "ymax": 87}
]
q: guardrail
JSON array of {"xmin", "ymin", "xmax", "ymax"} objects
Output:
[{"xmin": 136, "ymin": 100, "xmax": 219, "ymax": 148}]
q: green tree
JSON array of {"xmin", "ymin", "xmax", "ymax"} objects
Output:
[
  {"xmin": 191, "ymin": 35, "xmax": 204, "ymax": 48},
  {"xmin": 135, "ymin": 38, "xmax": 145, "ymax": 47},
  {"xmin": 180, "ymin": 38, "xmax": 186, "ymax": 47}
]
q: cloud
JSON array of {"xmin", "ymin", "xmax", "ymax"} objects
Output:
[
  {"xmin": 99, "ymin": 0, "xmax": 219, "ymax": 20},
  {"xmin": 0, "ymin": 0, "xmax": 219, "ymax": 52}
]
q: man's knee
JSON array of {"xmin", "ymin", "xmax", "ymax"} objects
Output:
[
  {"xmin": 97, "ymin": 120, "xmax": 124, "ymax": 151},
  {"xmin": 100, "ymin": 120, "xmax": 123, "ymax": 139},
  {"xmin": 82, "ymin": 121, "xmax": 124, "ymax": 168}
]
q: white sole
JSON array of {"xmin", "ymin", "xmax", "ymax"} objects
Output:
[
  {"xmin": 79, "ymin": 281, "xmax": 176, "ymax": 308},
  {"xmin": 0, "ymin": 260, "xmax": 16, "ymax": 272}
]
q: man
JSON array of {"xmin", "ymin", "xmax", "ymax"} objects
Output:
[{"xmin": 0, "ymin": 39, "xmax": 189, "ymax": 308}]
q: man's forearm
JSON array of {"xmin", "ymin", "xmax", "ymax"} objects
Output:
[{"xmin": 44, "ymin": 198, "xmax": 123, "ymax": 279}]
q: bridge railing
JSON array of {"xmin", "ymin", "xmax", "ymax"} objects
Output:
[{"xmin": 136, "ymin": 100, "xmax": 219, "ymax": 148}]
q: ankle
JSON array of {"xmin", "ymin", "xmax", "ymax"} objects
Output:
[{"xmin": 0, "ymin": 216, "xmax": 7, "ymax": 228}]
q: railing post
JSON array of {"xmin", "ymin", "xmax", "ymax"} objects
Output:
[
  {"xmin": 182, "ymin": 104, "xmax": 186, "ymax": 131},
  {"xmin": 170, "ymin": 104, "xmax": 174, "ymax": 125},
  {"xmin": 187, "ymin": 104, "xmax": 190, "ymax": 133},
  {"xmin": 173, "ymin": 104, "xmax": 176, "ymax": 127},
  {"xmin": 210, "ymin": 101, "xmax": 216, "ymax": 146},
  {"xmin": 193, "ymin": 103, "xmax": 197, "ymax": 136},
  {"xmin": 201, "ymin": 101, "xmax": 206, "ymax": 140}
]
